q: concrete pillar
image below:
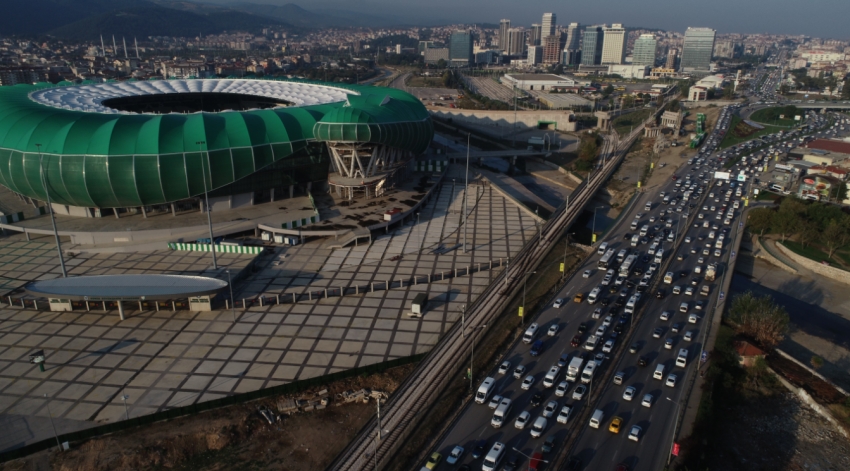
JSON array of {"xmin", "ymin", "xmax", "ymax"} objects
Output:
[
  {"xmin": 85, "ymin": 300, "xmax": 89, "ymax": 311},
  {"xmin": 24, "ymin": 231, "xmax": 30, "ymax": 241},
  {"xmin": 172, "ymin": 301, "xmax": 176, "ymax": 311},
  {"xmin": 141, "ymin": 206, "xmax": 147, "ymax": 218},
  {"xmin": 259, "ymin": 297, "xmax": 264, "ymax": 307},
  {"xmin": 290, "ymin": 185, "xmax": 294, "ymax": 198},
  {"xmin": 171, "ymin": 203, "xmax": 177, "ymax": 217},
  {"xmin": 138, "ymin": 300, "xmax": 143, "ymax": 311},
  {"xmin": 117, "ymin": 301, "xmax": 125, "ymax": 321},
  {"xmin": 270, "ymin": 188, "xmax": 275, "ymax": 202},
  {"xmin": 339, "ymin": 287, "xmax": 343, "ymax": 297},
  {"xmin": 155, "ymin": 302, "xmax": 159, "ymax": 312},
  {"xmin": 103, "ymin": 301, "xmax": 107, "ymax": 312},
  {"xmin": 114, "ymin": 208, "xmax": 120, "ymax": 218},
  {"xmin": 276, "ymin": 294, "xmax": 280, "ymax": 304},
  {"xmin": 293, "ymin": 292, "xmax": 297, "ymax": 303}
]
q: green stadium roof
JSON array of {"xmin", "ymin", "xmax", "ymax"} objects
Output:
[{"xmin": 0, "ymin": 79, "xmax": 433, "ymax": 208}]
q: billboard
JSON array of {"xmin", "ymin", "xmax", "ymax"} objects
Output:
[{"xmin": 714, "ymin": 171, "xmax": 731, "ymax": 180}]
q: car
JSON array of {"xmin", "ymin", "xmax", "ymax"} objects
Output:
[
  {"xmin": 425, "ymin": 451, "xmax": 442, "ymax": 469},
  {"xmin": 660, "ymin": 311, "xmax": 670, "ymax": 321},
  {"xmin": 530, "ymin": 417, "xmax": 548, "ymax": 438},
  {"xmin": 641, "ymin": 393, "xmax": 654, "ymax": 408},
  {"xmin": 498, "ymin": 361, "xmax": 511, "ymax": 375},
  {"xmin": 666, "ymin": 374, "xmax": 678, "ymax": 387},
  {"xmin": 628, "ymin": 425, "xmax": 642, "ymax": 442},
  {"xmin": 615, "ymin": 275, "xmax": 626, "ymax": 286},
  {"xmin": 521, "ymin": 375, "xmax": 535, "ymax": 390},
  {"xmin": 684, "ymin": 330, "xmax": 694, "ymax": 341},
  {"xmin": 558, "ymin": 353, "xmax": 570, "ymax": 368},
  {"xmin": 595, "ymin": 326, "xmax": 606, "ymax": 337},
  {"xmin": 548, "ymin": 324, "xmax": 559, "ymax": 336},
  {"xmin": 556, "ymin": 381, "xmax": 570, "ymax": 397},
  {"xmin": 671, "ymin": 323, "xmax": 682, "ymax": 333},
  {"xmin": 542, "ymin": 435, "xmax": 557, "ymax": 454},
  {"xmin": 572, "ymin": 384, "xmax": 587, "ymax": 400},
  {"xmin": 629, "ymin": 343, "xmax": 639, "ymax": 354},
  {"xmin": 655, "ymin": 289, "xmax": 665, "ymax": 299},
  {"xmin": 602, "ymin": 339, "xmax": 615, "ymax": 353},
  {"xmin": 652, "ymin": 327, "xmax": 663, "ymax": 338},
  {"xmin": 553, "ymin": 298, "xmax": 564, "ymax": 308},
  {"xmin": 570, "ymin": 335, "xmax": 582, "ymax": 347},
  {"xmin": 592, "ymin": 307, "xmax": 603, "ymax": 319},
  {"xmin": 583, "ymin": 270, "xmax": 592, "ymax": 278},
  {"xmin": 503, "ymin": 456, "xmax": 521, "ymax": 471},
  {"xmin": 695, "ymin": 300, "xmax": 705, "ymax": 310},
  {"xmin": 530, "ymin": 339, "xmax": 544, "ymax": 356},
  {"xmin": 530, "ymin": 391, "xmax": 544, "ymax": 407},
  {"xmin": 489, "ymin": 395, "xmax": 503, "ymax": 409},
  {"xmin": 513, "ymin": 365, "xmax": 526, "ymax": 379},
  {"xmin": 543, "ymin": 401, "xmax": 558, "ymax": 418},
  {"xmin": 594, "ymin": 352, "xmax": 606, "ymax": 366},
  {"xmin": 608, "ymin": 416, "xmax": 623, "ymax": 434},
  {"xmin": 623, "ymin": 386, "xmax": 636, "ymax": 401},
  {"xmin": 557, "ymin": 405, "xmax": 572, "ymax": 424},
  {"xmin": 664, "ymin": 338, "xmax": 674, "ymax": 349},
  {"xmin": 602, "ymin": 315, "xmax": 613, "ymax": 328},
  {"xmin": 638, "ymin": 356, "xmax": 648, "ymax": 367},
  {"xmin": 515, "ymin": 411, "xmax": 531, "ymax": 430},
  {"xmin": 446, "ymin": 446, "xmax": 464, "ymax": 465}
]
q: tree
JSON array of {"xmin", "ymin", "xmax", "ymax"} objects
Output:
[
  {"xmin": 728, "ymin": 291, "xmax": 790, "ymax": 349},
  {"xmin": 436, "ymin": 58, "xmax": 446, "ymax": 69},
  {"xmin": 822, "ymin": 219, "xmax": 847, "ymax": 258},
  {"xmin": 602, "ymin": 84, "xmax": 615, "ymax": 98},
  {"xmin": 772, "ymin": 210, "xmax": 800, "ymax": 242},
  {"xmin": 810, "ymin": 356, "xmax": 824, "ymax": 370},
  {"xmin": 747, "ymin": 208, "xmax": 774, "ymax": 236},
  {"xmin": 798, "ymin": 224, "xmax": 820, "ymax": 248},
  {"xmin": 722, "ymin": 84, "xmax": 735, "ymax": 99}
]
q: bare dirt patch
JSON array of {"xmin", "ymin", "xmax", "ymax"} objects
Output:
[{"xmin": 2, "ymin": 365, "xmax": 416, "ymax": 471}]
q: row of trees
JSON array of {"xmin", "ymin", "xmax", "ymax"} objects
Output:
[
  {"xmin": 748, "ymin": 197, "xmax": 850, "ymax": 257},
  {"xmin": 574, "ymin": 132, "xmax": 600, "ymax": 171},
  {"xmin": 728, "ymin": 291, "xmax": 790, "ymax": 349}
]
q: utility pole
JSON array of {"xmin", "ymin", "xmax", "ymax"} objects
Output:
[
  {"xmin": 36, "ymin": 144, "xmax": 67, "ymax": 278},
  {"xmin": 197, "ymin": 141, "xmax": 218, "ymax": 269},
  {"xmin": 464, "ymin": 132, "xmax": 470, "ymax": 253}
]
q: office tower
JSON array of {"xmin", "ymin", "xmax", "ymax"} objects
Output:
[
  {"xmin": 666, "ymin": 48, "xmax": 678, "ymax": 69},
  {"xmin": 601, "ymin": 23, "xmax": 627, "ymax": 64},
  {"xmin": 529, "ymin": 24, "xmax": 542, "ymax": 46},
  {"xmin": 527, "ymin": 45, "xmax": 543, "ymax": 66},
  {"xmin": 632, "ymin": 34, "xmax": 657, "ymax": 67},
  {"xmin": 542, "ymin": 13, "xmax": 556, "ymax": 38},
  {"xmin": 507, "ymin": 28, "xmax": 527, "ymax": 56},
  {"xmin": 581, "ymin": 26, "xmax": 604, "ymax": 66},
  {"xmin": 543, "ymin": 33, "xmax": 564, "ymax": 64},
  {"xmin": 449, "ymin": 30, "xmax": 474, "ymax": 65},
  {"xmin": 680, "ymin": 27, "xmax": 716, "ymax": 71},
  {"xmin": 499, "ymin": 19, "xmax": 511, "ymax": 51},
  {"xmin": 562, "ymin": 23, "xmax": 582, "ymax": 65}
]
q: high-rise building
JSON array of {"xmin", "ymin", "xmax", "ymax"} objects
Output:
[
  {"xmin": 543, "ymin": 33, "xmax": 564, "ymax": 64},
  {"xmin": 527, "ymin": 45, "xmax": 543, "ymax": 66},
  {"xmin": 680, "ymin": 27, "xmax": 716, "ymax": 71},
  {"xmin": 507, "ymin": 28, "xmax": 527, "ymax": 56},
  {"xmin": 666, "ymin": 48, "xmax": 678, "ymax": 69},
  {"xmin": 499, "ymin": 19, "xmax": 511, "ymax": 51},
  {"xmin": 449, "ymin": 30, "xmax": 474, "ymax": 66},
  {"xmin": 632, "ymin": 34, "xmax": 657, "ymax": 67},
  {"xmin": 601, "ymin": 23, "xmax": 626, "ymax": 64},
  {"xmin": 542, "ymin": 13, "xmax": 556, "ymax": 38},
  {"xmin": 581, "ymin": 26, "xmax": 604, "ymax": 66},
  {"xmin": 529, "ymin": 24, "xmax": 542, "ymax": 46},
  {"xmin": 562, "ymin": 23, "xmax": 582, "ymax": 66}
]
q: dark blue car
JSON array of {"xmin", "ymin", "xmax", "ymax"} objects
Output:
[{"xmin": 530, "ymin": 340, "xmax": 544, "ymax": 356}]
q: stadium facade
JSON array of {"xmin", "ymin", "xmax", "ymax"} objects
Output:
[{"xmin": 0, "ymin": 79, "xmax": 433, "ymax": 215}]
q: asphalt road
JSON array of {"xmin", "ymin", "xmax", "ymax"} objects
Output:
[{"xmin": 432, "ymin": 104, "xmax": 747, "ymax": 470}]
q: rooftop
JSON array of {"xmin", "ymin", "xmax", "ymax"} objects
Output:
[
  {"xmin": 25, "ymin": 274, "xmax": 229, "ymax": 301},
  {"xmin": 805, "ymin": 139, "xmax": 850, "ymax": 155},
  {"xmin": 504, "ymin": 74, "xmax": 575, "ymax": 82}
]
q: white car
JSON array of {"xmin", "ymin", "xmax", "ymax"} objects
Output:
[
  {"xmin": 446, "ymin": 446, "xmax": 464, "ymax": 465},
  {"xmin": 666, "ymin": 374, "xmax": 678, "ymax": 388},
  {"xmin": 515, "ymin": 411, "xmax": 531, "ymax": 430},
  {"xmin": 623, "ymin": 386, "xmax": 636, "ymax": 401},
  {"xmin": 488, "ymin": 395, "xmax": 503, "ymax": 409},
  {"xmin": 660, "ymin": 311, "xmax": 671, "ymax": 321},
  {"xmin": 543, "ymin": 401, "xmax": 558, "ymax": 418},
  {"xmin": 556, "ymin": 405, "xmax": 572, "ymax": 424},
  {"xmin": 583, "ymin": 270, "xmax": 592, "ymax": 278},
  {"xmin": 602, "ymin": 339, "xmax": 615, "ymax": 353},
  {"xmin": 513, "ymin": 365, "xmax": 526, "ymax": 379},
  {"xmin": 521, "ymin": 375, "xmax": 535, "ymax": 390},
  {"xmin": 602, "ymin": 274, "xmax": 613, "ymax": 286},
  {"xmin": 548, "ymin": 324, "xmax": 559, "ymax": 336},
  {"xmin": 685, "ymin": 286, "xmax": 694, "ymax": 296},
  {"xmin": 641, "ymin": 393, "xmax": 654, "ymax": 408},
  {"xmin": 602, "ymin": 316, "xmax": 613, "ymax": 328},
  {"xmin": 684, "ymin": 330, "xmax": 694, "ymax": 342},
  {"xmin": 530, "ymin": 417, "xmax": 548, "ymax": 438},
  {"xmin": 684, "ymin": 236, "xmax": 692, "ymax": 243},
  {"xmin": 498, "ymin": 361, "xmax": 511, "ymax": 375},
  {"xmin": 572, "ymin": 384, "xmax": 587, "ymax": 400},
  {"xmin": 553, "ymin": 298, "xmax": 564, "ymax": 308},
  {"xmin": 555, "ymin": 381, "xmax": 570, "ymax": 397},
  {"xmin": 628, "ymin": 425, "xmax": 642, "ymax": 442}
]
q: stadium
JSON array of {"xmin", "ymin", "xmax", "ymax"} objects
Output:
[{"xmin": 0, "ymin": 79, "xmax": 433, "ymax": 217}]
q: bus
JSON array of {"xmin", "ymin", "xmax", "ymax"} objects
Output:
[
  {"xmin": 619, "ymin": 254, "xmax": 637, "ymax": 277},
  {"xmin": 598, "ymin": 249, "xmax": 616, "ymax": 270}
]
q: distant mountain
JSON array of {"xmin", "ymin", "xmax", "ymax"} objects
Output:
[
  {"xmin": 49, "ymin": 4, "xmax": 289, "ymax": 40},
  {"xmin": 223, "ymin": 2, "xmax": 403, "ymax": 28},
  {"xmin": 0, "ymin": 0, "xmax": 143, "ymax": 35}
]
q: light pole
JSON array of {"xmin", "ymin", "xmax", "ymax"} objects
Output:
[
  {"xmin": 36, "ymin": 144, "xmax": 67, "ymax": 278},
  {"xmin": 666, "ymin": 396, "xmax": 683, "ymax": 465},
  {"xmin": 464, "ymin": 132, "xmax": 470, "ymax": 253},
  {"xmin": 468, "ymin": 324, "xmax": 486, "ymax": 391},
  {"xmin": 227, "ymin": 269, "xmax": 235, "ymax": 322},
  {"xmin": 44, "ymin": 394, "xmax": 62, "ymax": 451},
  {"xmin": 592, "ymin": 206, "xmax": 606, "ymax": 244},
  {"xmin": 196, "ymin": 141, "xmax": 218, "ymax": 269},
  {"xmin": 521, "ymin": 270, "xmax": 536, "ymax": 327}
]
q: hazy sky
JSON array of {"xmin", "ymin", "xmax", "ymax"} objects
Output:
[{"xmin": 281, "ymin": 0, "xmax": 849, "ymax": 38}]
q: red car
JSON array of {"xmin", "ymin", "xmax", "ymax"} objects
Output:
[
  {"xmin": 671, "ymin": 175, "xmax": 678, "ymax": 180},
  {"xmin": 571, "ymin": 335, "xmax": 582, "ymax": 347}
]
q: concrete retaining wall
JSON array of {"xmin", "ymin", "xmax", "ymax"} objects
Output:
[
  {"xmin": 755, "ymin": 238, "xmax": 798, "ymax": 274},
  {"xmin": 430, "ymin": 109, "xmax": 578, "ymax": 133},
  {"xmin": 775, "ymin": 241, "xmax": 850, "ymax": 285}
]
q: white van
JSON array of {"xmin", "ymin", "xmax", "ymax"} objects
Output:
[
  {"xmin": 475, "ymin": 377, "xmax": 496, "ymax": 404},
  {"xmin": 589, "ymin": 409, "xmax": 604, "ymax": 428},
  {"xmin": 663, "ymin": 272, "xmax": 674, "ymax": 284},
  {"xmin": 588, "ymin": 287, "xmax": 601, "ymax": 304},
  {"xmin": 597, "ymin": 242, "xmax": 609, "ymax": 255},
  {"xmin": 543, "ymin": 366, "xmax": 561, "ymax": 388},
  {"xmin": 482, "ymin": 442, "xmax": 506, "ymax": 471},
  {"xmin": 616, "ymin": 249, "xmax": 628, "ymax": 264},
  {"xmin": 581, "ymin": 360, "xmax": 598, "ymax": 384},
  {"xmin": 631, "ymin": 234, "xmax": 640, "ymax": 247},
  {"xmin": 645, "ymin": 202, "xmax": 652, "ymax": 211},
  {"xmin": 640, "ymin": 225, "xmax": 649, "ymax": 237},
  {"xmin": 624, "ymin": 294, "xmax": 641, "ymax": 314},
  {"xmin": 655, "ymin": 249, "xmax": 664, "ymax": 263},
  {"xmin": 653, "ymin": 364, "xmax": 665, "ymax": 380},
  {"xmin": 676, "ymin": 348, "xmax": 688, "ymax": 368},
  {"xmin": 630, "ymin": 220, "xmax": 639, "ymax": 230},
  {"xmin": 522, "ymin": 323, "xmax": 539, "ymax": 344},
  {"xmin": 491, "ymin": 398, "xmax": 512, "ymax": 428}
]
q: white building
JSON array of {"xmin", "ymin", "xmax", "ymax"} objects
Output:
[
  {"xmin": 608, "ymin": 64, "xmax": 650, "ymax": 79},
  {"xmin": 501, "ymin": 73, "xmax": 588, "ymax": 90},
  {"xmin": 601, "ymin": 24, "xmax": 627, "ymax": 65}
]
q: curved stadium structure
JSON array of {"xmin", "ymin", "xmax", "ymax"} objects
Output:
[{"xmin": 0, "ymin": 79, "xmax": 433, "ymax": 212}]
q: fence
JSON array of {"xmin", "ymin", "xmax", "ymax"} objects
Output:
[
  {"xmin": 166, "ymin": 242, "xmax": 265, "ymax": 255},
  {"xmin": 0, "ymin": 353, "xmax": 425, "ymax": 463}
]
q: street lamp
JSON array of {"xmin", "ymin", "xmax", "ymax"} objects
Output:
[
  {"xmin": 44, "ymin": 394, "xmax": 62, "ymax": 452},
  {"xmin": 666, "ymin": 396, "xmax": 683, "ymax": 465},
  {"xmin": 464, "ymin": 132, "xmax": 470, "ymax": 253},
  {"xmin": 521, "ymin": 271, "xmax": 537, "ymax": 327},
  {"xmin": 36, "ymin": 144, "xmax": 67, "ymax": 278},
  {"xmin": 468, "ymin": 324, "xmax": 487, "ymax": 391},
  {"xmin": 511, "ymin": 447, "xmax": 548, "ymax": 463},
  {"xmin": 196, "ymin": 141, "xmax": 218, "ymax": 269},
  {"xmin": 227, "ymin": 269, "xmax": 235, "ymax": 322}
]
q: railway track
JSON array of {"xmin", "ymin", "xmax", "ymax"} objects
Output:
[{"xmin": 330, "ymin": 124, "xmax": 644, "ymax": 471}]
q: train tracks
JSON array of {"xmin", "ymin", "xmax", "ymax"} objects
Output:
[{"xmin": 329, "ymin": 127, "xmax": 643, "ymax": 471}]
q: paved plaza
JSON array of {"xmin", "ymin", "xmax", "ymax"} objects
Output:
[{"xmin": 0, "ymin": 181, "xmax": 541, "ymax": 451}]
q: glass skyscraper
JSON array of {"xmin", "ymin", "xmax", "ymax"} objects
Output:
[
  {"xmin": 449, "ymin": 30, "xmax": 474, "ymax": 66},
  {"xmin": 680, "ymin": 27, "xmax": 716, "ymax": 71},
  {"xmin": 632, "ymin": 34, "xmax": 657, "ymax": 67},
  {"xmin": 581, "ymin": 26, "xmax": 604, "ymax": 66}
]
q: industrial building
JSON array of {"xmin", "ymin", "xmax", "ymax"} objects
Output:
[{"xmin": 500, "ymin": 74, "xmax": 586, "ymax": 91}]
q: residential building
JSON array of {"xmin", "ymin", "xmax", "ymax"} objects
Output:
[
  {"xmin": 161, "ymin": 61, "xmax": 209, "ymax": 79},
  {"xmin": 527, "ymin": 46, "xmax": 543, "ymax": 66},
  {"xmin": 688, "ymin": 85, "xmax": 708, "ymax": 101},
  {"xmin": 562, "ymin": 23, "xmax": 582, "ymax": 66},
  {"xmin": 601, "ymin": 24, "xmax": 627, "ymax": 65},
  {"xmin": 542, "ymin": 13, "xmax": 557, "ymax": 39},
  {"xmin": 666, "ymin": 48, "xmax": 678, "ymax": 69},
  {"xmin": 0, "ymin": 67, "xmax": 45, "ymax": 86},
  {"xmin": 632, "ymin": 34, "xmax": 657, "ymax": 67},
  {"xmin": 581, "ymin": 26, "xmax": 604, "ymax": 66},
  {"xmin": 507, "ymin": 28, "xmax": 527, "ymax": 57},
  {"xmin": 418, "ymin": 41, "xmax": 435, "ymax": 54},
  {"xmin": 424, "ymin": 47, "xmax": 450, "ymax": 65},
  {"xmin": 681, "ymin": 27, "xmax": 716, "ymax": 72},
  {"xmin": 449, "ymin": 30, "xmax": 474, "ymax": 66},
  {"xmin": 529, "ymin": 24, "xmax": 542, "ymax": 46},
  {"xmin": 499, "ymin": 19, "xmax": 511, "ymax": 51},
  {"xmin": 543, "ymin": 33, "xmax": 564, "ymax": 64}
]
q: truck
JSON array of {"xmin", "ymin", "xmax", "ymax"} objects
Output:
[
  {"xmin": 566, "ymin": 357, "xmax": 584, "ymax": 382},
  {"xmin": 704, "ymin": 264, "xmax": 717, "ymax": 282}
]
